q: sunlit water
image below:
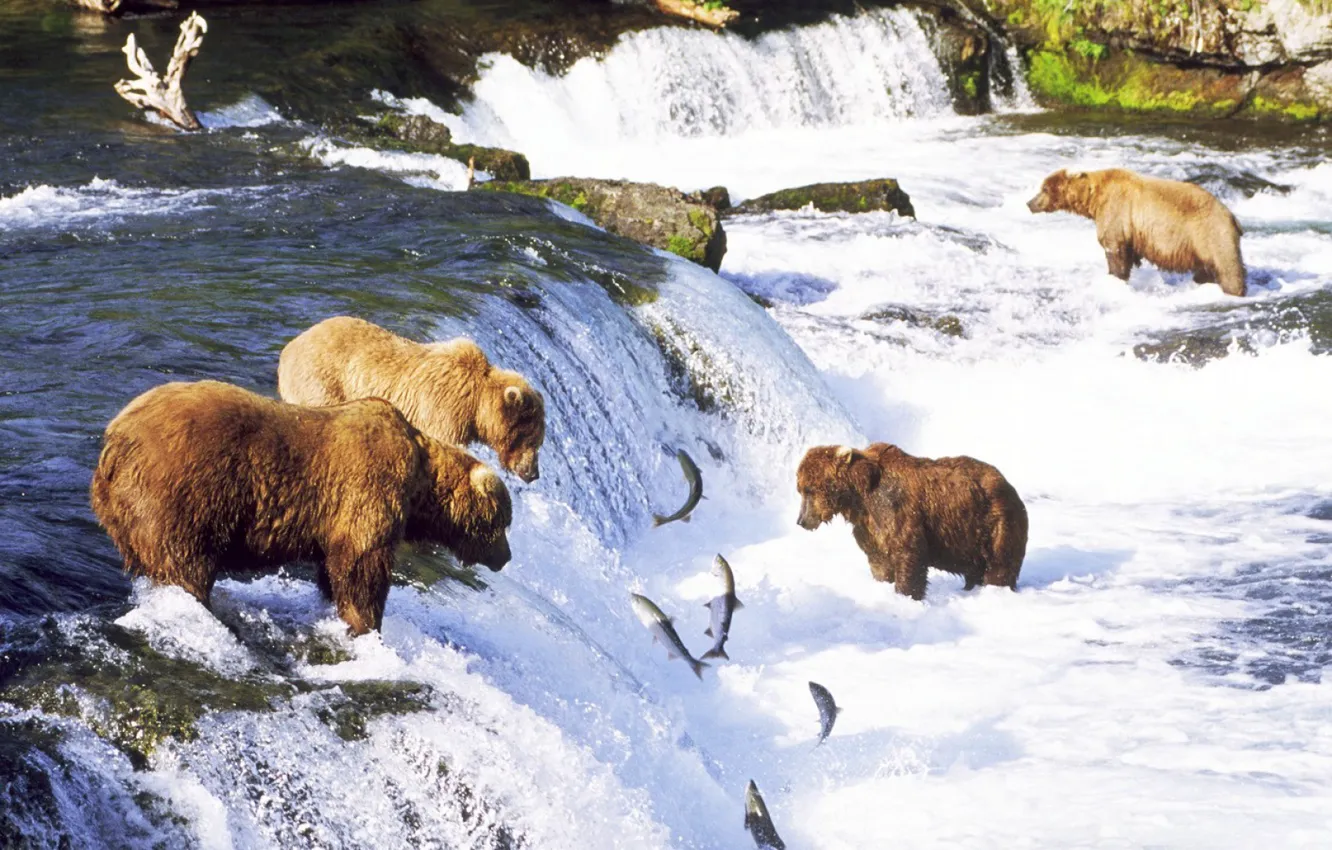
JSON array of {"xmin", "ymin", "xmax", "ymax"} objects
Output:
[{"xmin": 4, "ymin": 4, "xmax": 1332, "ymax": 848}]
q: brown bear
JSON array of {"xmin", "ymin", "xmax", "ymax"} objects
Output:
[
  {"xmin": 277, "ymin": 316, "xmax": 546, "ymax": 482},
  {"xmin": 796, "ymin": 443, "xmax": 1027, "ymax": 600},
  {"xmin": 90, "ymin": 380, "xmax": 513, "ymax": 635},
  {"xmin": 1027, "ymin": 168, "xmax": 1246, "ymax": 297}
]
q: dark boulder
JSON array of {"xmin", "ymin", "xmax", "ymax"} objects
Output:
[
  {"xmin": 477, "ymin": 178, "xmax": 727, "ymax": 272},
  {"xmin": 729, "ymin": 179, "xmax": 915, "ymax": 217}
]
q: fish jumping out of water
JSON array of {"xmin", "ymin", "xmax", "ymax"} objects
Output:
[
  {"xmin": 630, "ymin": 593, "xmax": 709, "ymax": 680},
  {"xmin": 702, "ymin": 554, "xmax": 743, "ymax": 661},
  {"xmin": 809, "ymin": 681, "xmax": 841, "ymax": 746},
  {"xmin": 653, "ymin": 448, "xmax": 702, "ymax": 527},
  {"xmin": 744, "ymin": 780, "xmax": 786, "ymax": 850}
]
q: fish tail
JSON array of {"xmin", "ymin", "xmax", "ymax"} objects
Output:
[
  {"xmin": 652, "ymin": 514, "xmax": 669, "ymax": 527},
  {"xmin": 701, "ymin": 646, "xmax": 729, "ymax": 661},
  {"xmin": 689, "ymin": 658, "xmax": 709, "ymax": 680}
]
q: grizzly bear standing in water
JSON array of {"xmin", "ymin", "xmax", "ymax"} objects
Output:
[
  {"xmin": 796, "ymin": 444, "xmax": 1027, "ymax": 600},
  {"xmin": 91, "ymin": 381, "xmax": 513, "ymax": 635},
  {"xmin": 277, "ymin": 317, "xmax": 546, "ymax": 482},
  {"xmin": 1028, "ymin": 168, "xmax": 1246, "ymax": 297}
]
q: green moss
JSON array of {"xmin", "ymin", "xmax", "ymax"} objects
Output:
[
  {"xmin": 314, "ymin": 681, "xmax": 432, "ymax": 741},
  {"xmin": 1070, "ymin": 37, "xmax": 1106, "ymax": 60},
  {"xmin": 667, "ymin": 234, "xmax": 698, "ymax": 260},
  {"xmin": 686, "ymin": 208, "xmax": 712, "ymax": 233},
  {"xmin": 1027, "ymin": 50, "xmax": 1112, "ymax": 107},
  {"xmin": 1249, "ymin": 95, "xmax": 1322, "ymax": 121},
  {"xmin": 962, "ymin": 72, "xmax": 980, "ymax": 98}
]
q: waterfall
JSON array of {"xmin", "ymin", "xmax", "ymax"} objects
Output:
[{"xmin": 411, "ymin": 8, "xmax": 955, "ymax": 173}]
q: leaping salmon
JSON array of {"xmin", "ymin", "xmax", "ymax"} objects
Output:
[
  {"xmin": 701, "ymin": 554, "xmax": 743, "ymax": 661},
  {"xmin": 743, "ymin": 780, "xmax": 786, "ymax": 850},
  {"xmin": 630, "ymin": 593, "xmax": 709, "ymax": 680},
  {"xmin": 653, "ymin": 448, "xmax": 702, "ymax": 527}
]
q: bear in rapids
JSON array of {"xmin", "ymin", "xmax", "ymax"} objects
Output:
[
  {"xmin": 277, "ymin": 317, "xmax": 546, "ymax": 482},
  {"xmin": 90, "ymin": 381, "xmax": 513, "ymax": 635},
  {"xmin": 1027, "ymin": 167, "xmax": 1246, "ymax": 297},
  {"xmin": 796, "ymin": 443, "xmax": 1027, "ymax": 600}
]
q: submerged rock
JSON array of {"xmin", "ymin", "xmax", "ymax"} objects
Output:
[
  {"xmin": 729, "ymin": 179, "xmax": 915, "ymax": 217},
  {"xmin": 333, "ymin": 113, "xmax": 531, "ymax": 182},
  {"xmin": 652, "ymin": 0, "xmax": 740, "ymax": 28},
  {"xmin": 477, "ymin": 178, "xmax": 727, "ymax": 271}
]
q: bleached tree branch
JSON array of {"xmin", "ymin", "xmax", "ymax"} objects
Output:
[{"xmin": 113, "ymin": 12, "xmax": 207, "ymax": 131}]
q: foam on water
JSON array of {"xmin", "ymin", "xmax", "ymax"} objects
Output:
[
  {"xmin": 197, "ymin": 94, "xmax": 287, "ymax": 130},
  {"xmin": 0, "ymin": 178, "xmax": 265, "ymax": 232},
  {"xmin": 300, "ymin": 137, "xmax": 475, "ymax": 191},
  {"xmin": 15, "ymin": 8, "xmax": 1332, "ymax": 847}
]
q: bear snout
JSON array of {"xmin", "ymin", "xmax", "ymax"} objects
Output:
[
  {"xmin": 514, "ymin": 458, "xmax": 539, "ymax": 483},
  {"xmin": 797, "ymin": 502, "xmax": 823, "ymax": 530},
  {"xmin": 482, "ymin": 537, "xmax": 511, "ymax": 571},
  {"xmin": 1026, "ymin": 193, "xmax": 1046, "ymax": 213}
]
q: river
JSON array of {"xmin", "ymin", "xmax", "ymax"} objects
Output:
[{"xmin": 3, "ymin": 2, "xmax": 1332, "ymax": 848}]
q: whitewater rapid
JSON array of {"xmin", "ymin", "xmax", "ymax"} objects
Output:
[
  {"xmin": 332, "ymin": 8, "xmax": 1332, "ymax": 845},
  {"xmin": 10, "ymin": 5, "xmax": 1332, "ymax": 848}
]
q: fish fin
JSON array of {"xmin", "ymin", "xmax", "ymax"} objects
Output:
[
  {"xmin": 681, "ymin": 514, "xmax": 691, "ymax": 523},
  {"xmin": 701, "ymin": 647, "xmax": 729, "ymax": 661},
  {"xmin": 733, "ymin": 597, "xmax": 745, "ymax": 610},
  {"xmin": 703, "ymin": 626, "xmax": 714, "ymax": 637},
  {"xmin": 689, "ymin": 658, "xmax": 709, "ymax": 680},
  {"xmin": 652, "ymin": 514, "xmax": 668, "ymax": 527},
  {"xmin": 835, "ymin": 706, "xmax": 843, "ymax": 716}
]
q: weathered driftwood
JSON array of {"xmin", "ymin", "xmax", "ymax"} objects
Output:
[
  {"xmin": 76, "ymin": 0, "xmax": 122, "ymax": 13},
  {"xmin": 655, "ymin": 0, "xmax": 739, "ymax": 28},
  {"xmin": 113, "ymin": 12, "xmax": 207, "ymax": 131}
]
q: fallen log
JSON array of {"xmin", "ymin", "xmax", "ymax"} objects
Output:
[{"xmin": 113, "ymin": 12, "xmax": 207, "ymax": 131}]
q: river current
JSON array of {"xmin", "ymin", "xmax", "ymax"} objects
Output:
[{"xmin": 3, "ymin": 3, "xmax": 1332, "ymax": 848}]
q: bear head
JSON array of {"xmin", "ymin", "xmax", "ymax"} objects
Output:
[
  {"xmin": 795, "ymin": 445, "xmax": 882, "ymax": 530},
  {"xmin": 486, "ymin": 375, "xmax": 546, "ymax": 484},
  {"xmin": 410, "ymin": 443, "xmax": 514, "ymax": 571},
  {"xmin": 1027, "ymin": 169, "xmax": 1095, "ymax": 217}
]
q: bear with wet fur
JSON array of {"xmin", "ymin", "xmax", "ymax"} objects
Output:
[
  {"xmin": 796, "ymin": 443, "xmax": 1027, "ymax": 600},
  {"xmin": 90, "ymin": 380, "xmax": 512, "ymax": 635},
  {"xmin": 278, "ymin": 316, "xmax": 546, "ymax": 482},
  {"xmin": 1027, "ymin": 168, "xmax": 1246, "ymax": 297}
]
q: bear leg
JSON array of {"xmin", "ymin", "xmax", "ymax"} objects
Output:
[
  {"xmin": 1193, "ymin": 268, "xmax": 1217, "ymax": 284},
  {"xmin": 1104, "ymin": 243, "xmax": 1135, "ymax": 281},
  {"xmin": 325, "ymin": 544, "xmax": 394, "ymax": 636},
  {"xmin": 894, "ymin": 562, "xmax": 928, "ymax": 601}
]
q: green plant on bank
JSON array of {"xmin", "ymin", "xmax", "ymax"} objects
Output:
[{"xmin": 696, "ymin": 0, "xmax": 733, "ymax": 11}]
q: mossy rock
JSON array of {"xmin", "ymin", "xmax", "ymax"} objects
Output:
[
  {"xmin": 477, "ymin": 178, "xmax": 727, "ymax": 272},
  {"xmin": 729, "ymin": 179, "xmax": 915, "ymax": 218},
  {"xmin": 862, "ymin": 306, "xmax": 966, "ymax": 337},
  {"xmin": 2, "ymin": 625, "xmax": 289, "ymax": 769},
  {"xmin": 331, "ymin": 113, "xmax": 532, "ymax": 181},
  {"xmin": 313, "ymin": 681, "xmax": 433, "ymax": 741}
]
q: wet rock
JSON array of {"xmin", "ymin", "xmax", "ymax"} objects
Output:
[
  {"xmin": 967, "ymin": 0, "xmax": 1332, "ymax": 120},
  {"xmin": 477, "ymin": 178, "xmax": 727, "ymax": 271},
  {"xmin": 729, "ymin": 179, "xmax": 915, "ymax": 217},
  {"xmin": 917, "ymin": 5, "xmax": 991, "ymax": 114},
  {"xmin": 701, "ymin": 185, "xmax": 732, "ymax": 211},
  {"xmin": 333, "ymin": 113, "xmax": 531, "ymax": 182},
  {"xmin": 862, "ymin": 305, "xmax": 966, "ymax": 337},
  {"xmin": 313, "ymin": 681, "xmax": 432, "ymax": 741}
]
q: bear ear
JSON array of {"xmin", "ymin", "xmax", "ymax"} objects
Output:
[
  {"xmin": 504, "ymin": 385, "xmax": 523, "ymax": 408},
  {"xmin": 848, "ymin": 456, "xmax": 881, "ymax": 494}
]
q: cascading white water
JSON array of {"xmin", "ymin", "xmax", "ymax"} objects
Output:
[
  {"xmin": 383, "ymin": 7, "xmax": 956, "ymax": 180},
  {"xmin": 14, "ymin": 5, "xmax": 1332, "ymax": 848}
]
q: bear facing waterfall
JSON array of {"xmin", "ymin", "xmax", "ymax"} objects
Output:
[
  {"xmin": 796, "ymin": 443, "xmax": 1027, "ymax": 600},
  {"xmin": 91, "ymin": 381, "xmax": 513, "ymax": 635},
  {"xmin": 277, "ymin": 316, "xmax": 546, "ymax": 483}
]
